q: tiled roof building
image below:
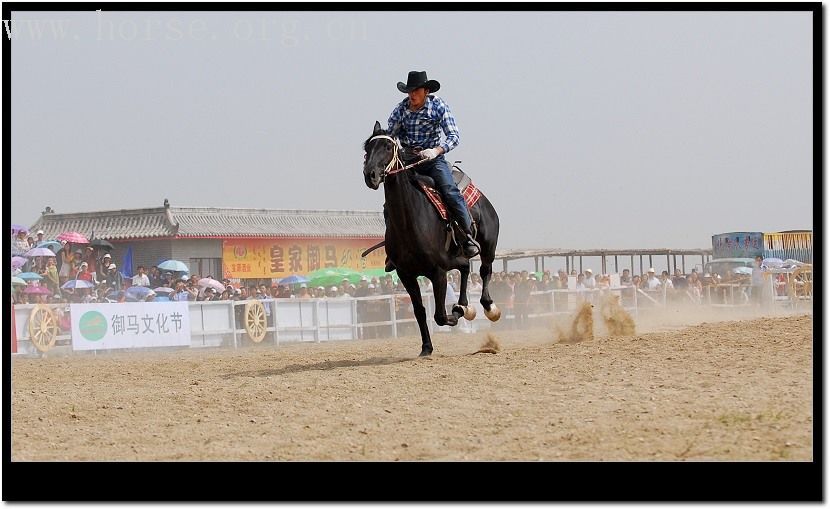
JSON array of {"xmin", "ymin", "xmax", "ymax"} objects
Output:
[
  {"xmin": 26, "ymin": 202, "xmax": 385, "ymax": 283},
  {"xmin": 29, "ymin": 203, "xmax": 384, "ymax": 240}
]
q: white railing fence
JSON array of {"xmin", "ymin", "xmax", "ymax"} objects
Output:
[{"xmin": 12, "ymin": 278, "xmax": 800, "ymax": 355}]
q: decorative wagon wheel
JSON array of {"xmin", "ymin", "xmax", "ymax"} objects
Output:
[
  {"xmin": 244, "ymin": 300, "xmax": 267, "ymax": 343},
  {"xmin": 28, "ymin": 304, "xmax": 59, "ymax": 353},
  {"xmin": 791, "ymin": 265, "xmax": 813, "ymax": 300}
]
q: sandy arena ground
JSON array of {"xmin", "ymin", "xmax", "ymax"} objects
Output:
[{"xmin": 11, "ymin": 306, "xmax": 813, "ymax": 461}]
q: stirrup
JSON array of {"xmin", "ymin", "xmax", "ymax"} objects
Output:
[{"xmin": 462, "ymin": 235, "xmax": 481, "ymax": 258}]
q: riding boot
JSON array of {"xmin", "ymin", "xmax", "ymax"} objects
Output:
[{"xmin": 462, "ymin": 227, "xmax": 481, "ymax": 258}]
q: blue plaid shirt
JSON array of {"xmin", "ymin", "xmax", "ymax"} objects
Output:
[{"xmin": 387, "ymin": 95, "xmax": 460, "ymax": 154}]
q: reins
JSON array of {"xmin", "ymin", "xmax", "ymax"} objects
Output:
[{"xmin": 368, "ymin": 134, "xmax": 430, "ymax": 179}]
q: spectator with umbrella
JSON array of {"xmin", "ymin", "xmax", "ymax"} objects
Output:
[
  {"xmin": 157, "ymin": 259, "xmax": 189, "ymax": 273},
  {"xmin": 125, "ymin": 286, "xmax": 155, "ymax": 301},
  {"xmin": 87, "ymin": 238, "xmax": 113, "ymax": 276},
  {"xmin": 56, "ymin": 231, "xmax": 89, "ymax": 244},
  {"xmin": 62, "ymin": 279, "xmax": 95, "ymax": 291},
  {"xmin": 89, "ymin": 238, "xmax": 114, "ymax": 251},
  {"xmin": 36, "ymin": 240, "xmax": 62, "ymax": 253},
  {"xmin": 153, "ymin": 286, "xmax": 175, "ymax": 302},
  {"xmin": 24, "ymin": 246, "xmax": 56, "ymax": 273},
  {"xmin": 97, "ymin": 252, "xmax": 113, "ymax": 281},
  {"xmin": 11, "ymin": 255, "xmax": 27, "ymax": 268},
  {"xmin": 17, "ymin": 272, "xmax": 44, "ymax": 282},
  {"xmin": 76, "ymin": 262, "xmax": 99, "ymax": 285},
  {"xmin": 12, "ymin": 228, "xmax": 30, "ymax": 256},
  {"xmin": 23, "ymin": 284, "xmax": 51, "ymax": 304},
  {"xmin": 197, "ymin": 277, "xmax": 225, "ymax": 299}
]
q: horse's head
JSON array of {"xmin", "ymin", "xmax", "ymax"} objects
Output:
[{"xmin": 363, "ymin": 121, "xmax": 399, "ymax": 190}]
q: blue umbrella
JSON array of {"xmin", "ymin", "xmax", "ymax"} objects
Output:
[
  {"xmin": 61, "ymin": 279, "xmax": 95, "ymax": 289},
  {"xmin": 125, "ymin": 286, "xmax": 155, "ymax": 300},
  {"xmin": 154, "ymin": 295, "xmax": 171, "ymax": 302},
  {"xmin": 157, "ymin": 259, "xmax": 189, "ymax": 272},
  {"xmin": 17, "ymin": 272, "xmax": 43, "ymax": 281},
  {"xmin": 279, "ymin": 274, "xmax": 309, "ymax": 285},
  {"xmin": 36, "ymin": 241, "xmax": 62, "ymax": 253}
]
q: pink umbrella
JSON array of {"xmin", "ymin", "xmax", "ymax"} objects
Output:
[
  {"xmin": 23, "ymin": 285, "xmax": 51, "ymax": 295},
  {"xmin": 198, "ymin": 277, "xmax": 226, "ymax": 293},
  {"xmin": 56, "ymin": 231, "xmax": 89, "ymax": 244}
]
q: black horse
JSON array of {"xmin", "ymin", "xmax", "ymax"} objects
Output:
[{"xmin": 363, "ymin": 121, "xmax": 501, "ymax": 357}]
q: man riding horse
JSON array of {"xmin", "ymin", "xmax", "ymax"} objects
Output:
[{"xmin": 384, "ymin": 70, "xmax": 481, "ymax": 270}]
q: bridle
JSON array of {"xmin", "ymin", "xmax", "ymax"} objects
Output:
[{"xmin": 367, "ymin": 134, "xmax": 430, "ymax": 181}]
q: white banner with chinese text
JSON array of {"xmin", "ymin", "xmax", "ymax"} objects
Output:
[{"xmin": 70, "ymin": 302, "xmax": 191, "ymax": 351}]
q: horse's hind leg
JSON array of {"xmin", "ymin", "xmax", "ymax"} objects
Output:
[
  {"xmin": 398, "ymin": 271, "xmax": 433, "ymax": 357},
  {"xmin": 451, "ymin": 262, "xmax": 475, "ymax": 321}
]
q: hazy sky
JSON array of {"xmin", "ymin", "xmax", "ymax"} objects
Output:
[{"xmin": 9, "ymin": 9, "xmax": 814, "ymax": 250}]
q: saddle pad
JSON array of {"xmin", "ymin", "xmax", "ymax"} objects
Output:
[{"xmin": 419, "ymin": 181, "xmax": 482, "ymax": 222}]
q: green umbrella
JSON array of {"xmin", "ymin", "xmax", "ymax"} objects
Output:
[
  {"xmin": 306, "ymin": 267, "xmax": 363, "ymax": 288},
  {"xmin": 360, "ymin": 267, "xmax": 399, "ymax": 283}
]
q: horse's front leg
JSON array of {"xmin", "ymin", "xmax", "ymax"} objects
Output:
[
  {"xmin": 398, "ymin": 271, "xmax": 432, "ymax": 357},
  {"xmin": 430, "ymin": 270, "xmax": 458, "ymax": 327},
  {"xmin": 452, "ymin": 262, "xmax": 476, "ymax": 321}
]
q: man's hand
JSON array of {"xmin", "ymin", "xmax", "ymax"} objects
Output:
[{"xmin": 419, "ymin": 148, "xmax": 441, "ymax": 160}]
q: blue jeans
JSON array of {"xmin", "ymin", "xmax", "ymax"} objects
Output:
[{"xmin": 415, "ymin": 155, "xmax": 472, "ymax": 231}]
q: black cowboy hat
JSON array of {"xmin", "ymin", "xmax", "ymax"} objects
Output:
[{"xmin": 397, "ymin": 70, "xmax": 440, "ymax": 93}]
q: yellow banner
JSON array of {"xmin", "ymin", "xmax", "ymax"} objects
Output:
[{"xmin": 222, "ymin": 238, "xmax": 386, "ymax": 279}]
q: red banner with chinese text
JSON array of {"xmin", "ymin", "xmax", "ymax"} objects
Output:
[{"xmin": 222, "ymin": 238, "xmax": 386, "ymax": 279}]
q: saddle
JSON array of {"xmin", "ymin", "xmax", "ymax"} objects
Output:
[
  {"xmin": 400, "ymin": 148, "xmax": 482, "ymax": 222},
  {"xmin": 412, "ymin": 166, "xmax": 481, "ymax": 222},
  {"xmin": 401, "ymin": 152, "xmax": 483, "ymax": 253}
]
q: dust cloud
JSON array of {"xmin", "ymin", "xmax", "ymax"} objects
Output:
[
  {"xmin": 555, "ymin": 301, "xmax": 594, "ymax": 344},
  {"xmin": 599, "ymin": 294, "xmax": 636, "ymax": 336},
  {"xmin": 472, "ymin": 333, "xmax": 502, "ymax": 354}
]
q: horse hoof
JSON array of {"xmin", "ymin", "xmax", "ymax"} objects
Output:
[
  {"xmin": 463, "ymin": 305, "xmax": 477, "ymax": 321},
  {"xmin": 452, "ymin": 304, "xmax": 465, "ymax": 317},
  {"xmin": 484, "ymin": 304, "xmax": 501, "ymax": 322},
  {"xmin": 419, "ymin": 348, "xmax": 433, "ymax": 357}
]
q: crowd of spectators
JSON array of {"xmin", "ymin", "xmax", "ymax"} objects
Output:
[{"xmin": 14, "ymin": 226, "xmax": 780, "ymax": 313}]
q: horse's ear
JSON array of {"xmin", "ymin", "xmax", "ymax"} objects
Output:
[{"xmin": 373, "ymin": 121, "xmax": 382, "ymax": 134}]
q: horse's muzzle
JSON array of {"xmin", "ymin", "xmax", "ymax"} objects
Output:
[{"xmin": 364, "ymin": 170, "xmax": 383, "ymax": 190}]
